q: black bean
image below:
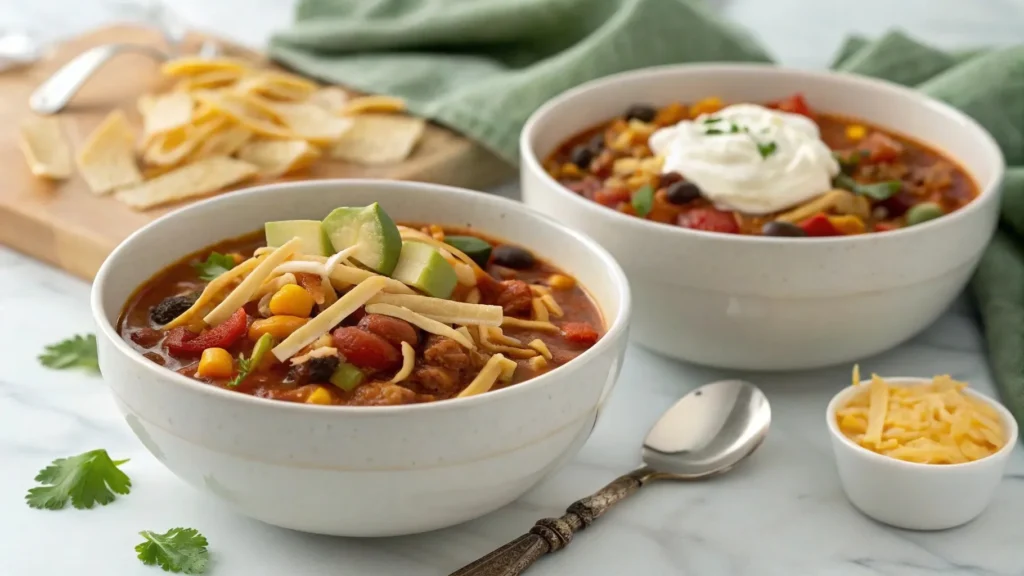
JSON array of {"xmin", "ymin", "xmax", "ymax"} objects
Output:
[
  {"xmin": 762, "ymin": 221, "xmax": 807, "ymax": 237},
  {"xmin": 570, "ymin": 145, "xmax": 594, "ymax": 168},
  {"xmin": 658, "ymin": 172, "xmax": 684, "ymax": 189},
  {"xmin": 149, "ymin": 292, "xmax": 200, "ymax": 325},
  {"xmin": 492, "ymin": 245, "xmax": 535, "ymax": 269},
  {"xmin": 665, "ymin": 181, "xmax": 702, "ymax": 205},
  {"xmin": 306, "ymin": 356, "xmax": 341, "ymax": 383},
  {"xmin": 624, "ymin": 104, "xmax": 657, "ymax": 123},
  {"xmin": 587, "ymin": 134, "xmax": 606, "ymax": 153}
]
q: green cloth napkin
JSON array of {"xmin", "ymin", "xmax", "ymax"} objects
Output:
[{"xmin": 271, "ymin": 1, "xmax": 1024, "ymax": 431}]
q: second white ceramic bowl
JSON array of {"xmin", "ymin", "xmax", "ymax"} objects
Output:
[
  {"xmin": 91, "ymin": 180, "xmax": 630, "ymax": 536},
  {"xmin": 826, "ymin": 377, "xmax": 1018, "ymax": 530},
  {"xmin": 521, "ymin": 64, "xmax": 1004, "ymax": 370}
]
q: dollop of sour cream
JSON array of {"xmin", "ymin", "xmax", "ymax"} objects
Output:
[{"xmin": 648, "ymin": 104, "xmax": 839, "ymax": 215}]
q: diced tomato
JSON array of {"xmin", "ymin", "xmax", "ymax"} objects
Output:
[
  {"xmin": 859, "ymin": 132, "xmax": 903, "ymax": 163},
  {"xmin": 678, "ymin": 208, "xmax": 740, "ymax": 234},
  {"xmin": 799, "ymin": 213, "xmax": 841, "ymax": 237},
  {"xmin": 164, "ymin": 308, "xmax": 248, "ymax": 356},
  {"xmin": 562, "ymin": 322, "xmax": 600, "ymax": 347},
  {"xmin": 774, "ymin": 93, "xmax": 812, "ymax": 117},
  {"xmin": 332, "ymin": 327, "xmax": 401, "ymax": 371},
  {"xmin": 593, "ymin": 188, "xmax": 632, "ymax": 207}
]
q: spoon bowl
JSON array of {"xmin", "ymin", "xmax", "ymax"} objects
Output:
[
  {"xmin": 644, "ymin": 379, "xmax": 771, "ymax": 478},
  {"xmin": 452, "ymin": 379, "xmax": 771, "ymax": 576}
]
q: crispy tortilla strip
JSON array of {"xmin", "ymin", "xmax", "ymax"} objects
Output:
[
  {"xmin": 329, "ymin": 114, "xmax": 425, "ymax": 165},
  {"xmin": 342, "ymin": 95, "xmax": 406, "ymax": 115},
  {"xmin": 193, "ymin": 91, "xmax": 293, "ymax": 139},
  {"xmin": 143, "ymin": 114, "xmax": 229, "ymax": 167},
  {"xmin": 175, "ymin": 69, "xmax": 243, "ymax": 91},
  {"xmin": 236, "ymin": 139, "xmax": 321, "ymax": 178},
  {"xmin": 76, "ymin": 110, "xmax": 143, "ymax": 194},
  {"xmin": 268, "ymin": 101, "xmax": 353, "ymax": 143},
  {"xmin": 236, "ymin": 71, "xmax": 319, "ymax": 101},
  {"xmin": 307, "ymin": 87, "xmax": 349, "ymax": 113},
  {"xmin": 190, "ymin": 122, "xmax": 253, "ymax": 160},
  {"xmin": 162, "ymin": 57, "xmax": 248, "ymax": 77},
  {"xmin": 115, "ymin": 156, "xmax": 257, "ymax": 210},
  {"xmin": 19, "ymin": 116, "xmax": 72, "ymax": 179},
  {"xmin": 142, "ymin": 92, "xmax": 194, "ymax": 138}
]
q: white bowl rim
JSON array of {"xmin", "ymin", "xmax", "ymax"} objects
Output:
[
  {"xmin": 90, "ymin": 179, "xmax": 632, "ymax": 416},
  {"xmin": 825, "ymin": 376, "xmax": 1019, "ymax": 471},
  {"xmin": 520, "ymin": 62, "xmax": 1006, "ymax": 245}
]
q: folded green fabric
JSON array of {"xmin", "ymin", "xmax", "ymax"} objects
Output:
[{"xmin": 271, "ymin": 2, "xmax": 1024, "ymax": 431}]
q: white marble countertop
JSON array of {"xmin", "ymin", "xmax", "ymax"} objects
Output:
[{"xmin": 2, "ymin": 1, "xmax": 1024, "ymax": 575}]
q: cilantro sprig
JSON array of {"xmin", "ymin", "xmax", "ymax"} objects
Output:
[
  {"xmin": 136, "ymin": 528, "xmax": 210, "ymax": 574},
  {"xmin": 701, "ymin": 116, "xmax": 776, "ymax": 159},
  {"xmin": 191, "ymin": 252, "xmax": 236, "ymax": 281},
  {"xmin": 229, "ymin": 333, "xmax": 274, "ymax": 387},
  {"xmin": 25, "ymin": 449, "xmax": 131, "ymax": 510},
  {"xmin": 834, "ymin": 173, "xmax": 901, "ymax": 200},
  {"xmin": 38, "ymin": 334, "xmax": 100, "ymax": 374},
  {"xmin": 631, "ymin": 184, "xmax": 655, "ymax": 218}
]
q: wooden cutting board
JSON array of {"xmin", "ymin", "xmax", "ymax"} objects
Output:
[{"xmin": 0, "ymin": 25, "xmax": 513, "ymax": 280}]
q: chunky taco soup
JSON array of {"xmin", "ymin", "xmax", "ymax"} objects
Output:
[
  {"xmin": 544, "ymin": 94, "xmax": 978, "ymax": 236},
  {"xmin": 119, "ymin": 204, "xmax": 603, "ymax": 406}
]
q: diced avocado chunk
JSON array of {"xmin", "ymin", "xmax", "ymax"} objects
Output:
[
  {"xmin": 444, "ymin": 235, "xmax": 492, "ymax": 268},
  {"xmin": 265, "ymin": 220, "xmax": 333, "ymax": 257},
  {"xmin": 391, "ymin": 241, "xmax": 458, "ymax": 299},
  {"xmin": 321, "ymin": 203, "xmax": 402, "ymax": 275},
  {"xmin": 329, "ymin": 362, "xmax": 365, "ymax": 392}
]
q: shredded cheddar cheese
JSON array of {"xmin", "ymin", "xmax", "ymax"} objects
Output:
[{"xmin": 836, "ymin": 371, "xmax": 1007, "ymax": 464}]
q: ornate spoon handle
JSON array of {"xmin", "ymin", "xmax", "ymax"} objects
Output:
[{"xmin": 449, "ymin": 467, "xmax": 659, "ymax": 576}]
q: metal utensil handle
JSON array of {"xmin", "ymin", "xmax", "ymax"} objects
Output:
[
  {"xmin": 29, "ymin": 43, "xmax": 167, "ymax": 115},
  {"xmin": 449, "ymin": 467, "xmax": 656, "ymax": 576}
]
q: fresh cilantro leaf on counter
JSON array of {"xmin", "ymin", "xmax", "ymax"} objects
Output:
[
  {"xmin": 25, "ymin": 449, "xmax": 131, "ymax": 510},
  {"xmin": 191, "ymin": 252, "xmax": 235, "ymax": 281},
  {"xmin": 136, "ymin": 528, "xmax": 210, "ymax": 574},
  {"xmin": 38, "ymin": 334, "xmax": 99, "ymax": 374},
  {"xmin": 631, "ymin": 184, "xmax": 655, "ymax": 218}
]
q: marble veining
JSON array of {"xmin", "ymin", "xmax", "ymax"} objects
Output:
[{"xmin": 1, "ymin": 1, "xmax": 1023, "ymax": 575}]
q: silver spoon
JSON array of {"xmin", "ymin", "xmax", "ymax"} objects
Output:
[{"xmin": 451, "ymin": 379, "xmax": 771, "ymax": 576}]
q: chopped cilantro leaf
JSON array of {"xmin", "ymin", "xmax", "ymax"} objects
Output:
[
  {"xmin": 39, "ymin": 334, "xmax": 99, "ymax": 374},
  {"xmin": 191, "ymin": 252, "xmax": 235, "ymax": 282},
  {"xmin": 25, "ymin": 449, "xmax": 130, "ymax": 510},
  {"xmin": 834, "ymin": 174, "xmax": 901, "ymax": 200},
  {"xmin": 631, "ymin": 185, "xmax": 655, "ymax": 218},
  {"xmin": 757, "ymin": 141, "xmax": 778, "ymax": 159},
  {"xmin": 136, "ymin": 528, "xmax": 210, "ymax": 574},
  {"xmin": 729, "ymin": 123, "xmax": 740, "ymax": 133},
  {"xmin": 702, "ymin": 117, "xmax": 723, "ymax": 124},
  {"xmin": 704, "ymin": 128, "xmax": 724, "ymax": 135}
]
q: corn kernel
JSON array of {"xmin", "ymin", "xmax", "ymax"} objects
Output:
[
  {"xmin": 691, "ymin": 97, "xmax": 724, "ymax": 117},
  {"xmin": 611, "ymin": 131, "xmax": 632, "ymax": 151},
  {"xmin": 560, "ymin": 162, "xmax": 582, "ymax": 178},
  {"xmin": 547, "ymin": 274, "xmax": 576, "ymax": 290},
  {"xmin": 197, "ymin": 347, "xmax": 233, "ymax": 379},
  {"xmin": 627, "ymin": 119, "xmax": 655, "ymax": 138},
  {"xmin": 228, "ymin": 252, "xmax": 244, "ymax": 265},
  {"xmin": 248, "ymin": 315, "xmax": 308, "ymax": 341},
  {"xmin": 269, "ymin": 284, "xmax": 314, "ymax": 317},
  {"xmin": 305, "ymin": 386, "xmax": 333, "ymax": 405},
  {"xmin": 612, "ymin": 157, "xmax": 640, "ymax": 176},
  {"xmin": 846, "ymin": 124, "xmax": 867, "ymax": 141},
  {"xmin": 428, "ymin": 224, "xmax": 445, "ymax": 241}
]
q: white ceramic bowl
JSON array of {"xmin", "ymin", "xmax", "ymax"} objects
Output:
[
  {"xmin": 91, "ymin": 180, "xmax": 630, "ymax": 536},
  {"xmin": 826, "ymin": 377, "xmax": 1018, "ymax": 530},
  {"xmin": 521, "ymin": 64, "xmax": 1004, "ymax": 370}
]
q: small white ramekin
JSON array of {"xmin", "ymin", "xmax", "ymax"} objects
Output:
[{"xmin": 826, "ymin": 377, "xmax": 1018, "ymax": 530}]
